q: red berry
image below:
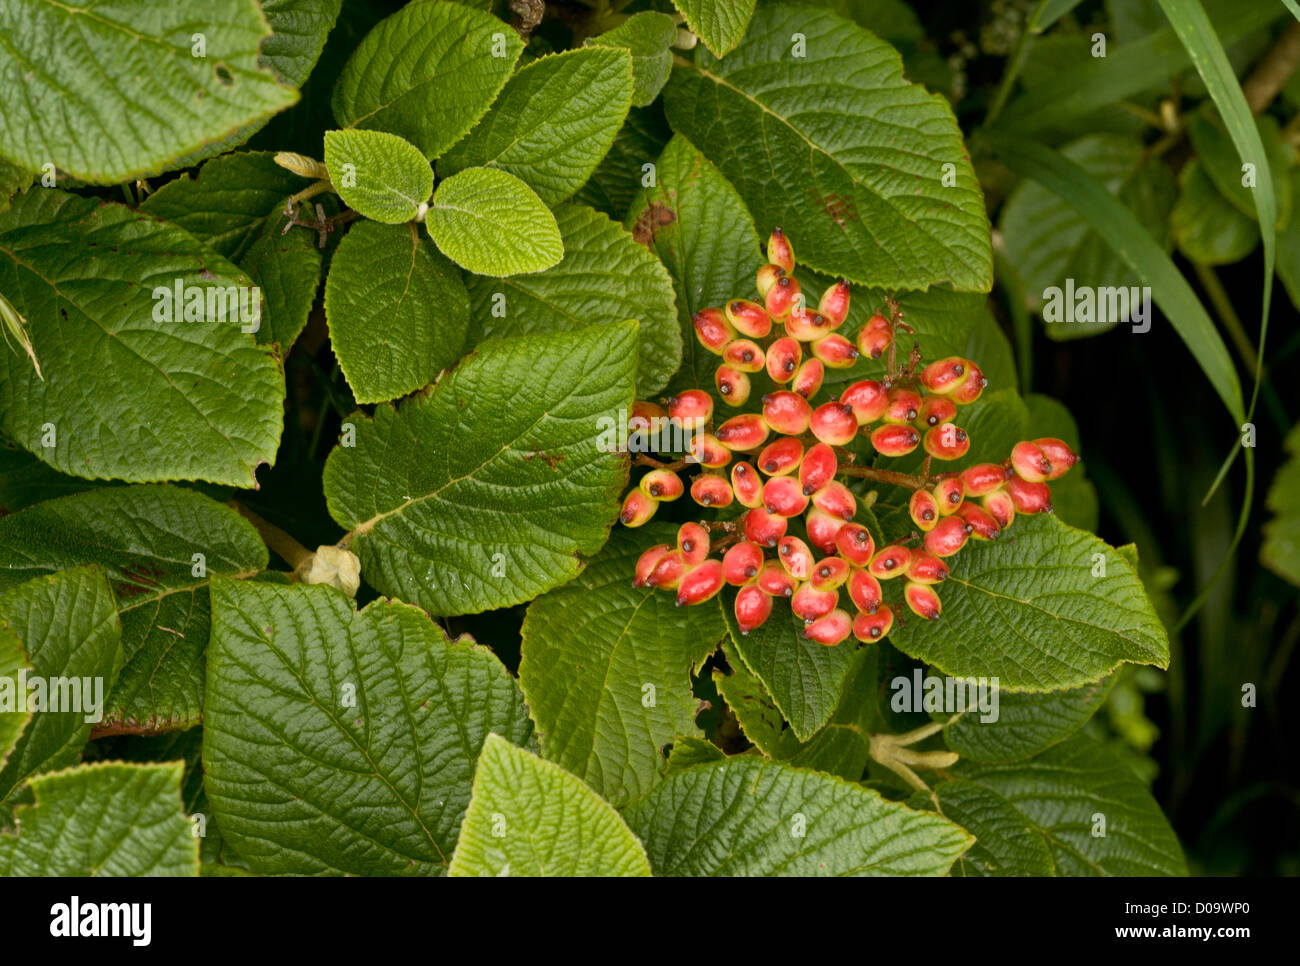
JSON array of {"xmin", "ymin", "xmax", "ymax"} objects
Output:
[
  {"xmin": 804, "ymin": 507, "xmax": 846, "ymax": 555},
  {"xmin": 761, "ymin": 390, "xmax": 813, "ymax": 436},
  {"xmin": 1010, "ymin": 441, "xmax": 1052, "ymax": 482},
  {"xmin": 677, "ymin": 522, "xmax": 710, "ymax": 566},
  {"xmin": 633, "ymin": 544, "xmax": 672, "ymax": 588},
  {"xmin": 803, "ymin": 608, "xmax": 852, "ymax": 646},
  {"xmin": 716, "ymin": 413, "xmax": 770, "ymax": 452},
  {"xmin": 758, "ymin": 436, "xmax": 804, "ymax": 476},
  {"xmin": 933, "ymin": 477, "xmax": 965, "ymax": 514},
  {"xmin": 1034, "ymin": 437, "xmax": 1079, "ymax": 479},
  {"xmin": 1006, "ymin": 477, "xmax": 1053, "ymax": 514},
  {"xmin": 950, "ymin": 363, "xmax": 987, "ymax": 404},
  {"xmin": 646, "ymin": 549, "xmax": 685, "ymax": 589},
  {"xmin": 734, "ymin": 584, "xmax": 773, "ymax": 634},
  {"xmin": 818, "ymin": 279, "xmax": 851, "ymax": 326},
  {"xmin": 766, "ymin": 336, "xmax": 802, "ymax": 384},
  {"xmin": 677, "ymin": 559, "xmax": 725, "ymax": 606},
  {"xmin": 909, "ymin": 489, "xmax": 939, "ymax": 532},
  {"xmin": 923, "ymin": 515, "xmax": 970, "ymax": 557},
  {"xmin": 811, "ymin": 480, "xmax": 856, "ymax": 521},
  {"xmin": 791, "ymin": 582, "xmax": 838, "ymax": 622},
  {"xmin": 870, "ymin": 423, "xmax": 921, "ymax": 457},
  {"xmin": 767, "ymin": 227, "xmax": 795, "ymax": 274},
  {"xmin": 847, "ymin": 568, "xmax": 883, "ymax": 612},
  {"xmin": 763, "ymin": 475, "xmax": 809, "ymax": 517},
  {"xmin": 640, "ymin": 468, "xmax": 684, "ymax": 501},
  {"xmin": 715, "ymin": 365, "xmax": 751, "ymax": 405},
  {"xmin": 756, "ymin": 263, "xmax": 784, "ymax": 298},
  {"xmin": 756, "ymin": 560, "xmax": 797, "ymax": 598},
  {"xmin": 920, "ymin": 356, "xmax": 967, "ymax": 395},
  {"xmin": 884, "ymin": 388, "xmax": 923, "ymax": 425},
  {"xmin": 810, "ymin": 402, "xmax": 858, "ymax": 446},
  {"xmin": 777, "ymin": 535, "xmax": 815, "ymax": 579},
  {"xmin": 688, "ymin": 433, "xmax": 731, "ymax": 468},
  {"xmin": 961, "ymin": 462, "xmax": 1009, "ymax": 497},
  {"xmin": 791, "ymin": 358, "xmax": 825, "ymax": 398},
  {"xmin": 742, "ymin": 506, "xmax": 787, "ymax": 547},
  {"xmin": 668, "ymin": 390, "xmax": 713, "ymax": 429},
  {"xmin": 784, "ymin": 309, "xmax": 831, "ymax": 342},
  {"xmin": 905, "ymin": 550, "xmax": 949, "ymax": 584},
  {"xmin": 630, "ymin": 400, "xmax": 666, "ymax": 431},
  {"xmin": 957, "ymin": 501, "xmax": 1000, "ymax": 540},
  {"xmin": 811, "ymin": 333, "xmax": 859, "ymax": 369},
  {"xmin": 856, "ymin": 313, "xmax": 893, "ymax": 359},
  {"xmin": 903, "ymin": 581, "xmax": 942, "ymax": 620},
  {"xmin": 690, "ymin": 474, "xmax": 734, "ymax": 508},
  {"xmin": 916, "ymin": 394, "xmax": 957, "ymax": 429},
  {"xmin": 731, "ymin": 461, "xmax": 764, "ymax": 507},
  {"xmin": 869, "ymin": 544, "xmax": 911, "ymax": 579},
  {"xmin": 809, "ymin": 556, "xmax": 850, "ymax": 591},
  {"xmin": 722, "ymin": 338, "xmax": 765, "ymax": 373},
  {"xmin": 983, "ymin": 489, "xmax": 1016, "ymax": 529},
  {"xmin": 923, "ymin": 422, "xmax": 970, "ymax": 461},
  {"xmin": 725, "ymin": 299, "xmax": 772, "ymax": 339},
  {"xmin": 722, "ymin": 541, "xmax": 765, "ymax": 585},
  {"xmin": 621, "ymin": 489, "xmax": 658, "ymax": 526},
  {"xmin": 835, "ymin": 523, "xmax": 875, "ymax": 566},
  {"xmin": 693, "ymin": 308, "xmax": 735, "ymax": 354},
  {"xmin": 799, "ymin": 442, "xmax": 838, "ymax": 495},
  {"xmin": 764, "ymin": 275, "xmax": 799, "ymax": 320},
  {"xmin": 840, "ymin": 379, "xmax": 889, "ymax": 425},
  {"xmin": 852, "ymin": 604, "xmax": 895, "ymax": 643}
]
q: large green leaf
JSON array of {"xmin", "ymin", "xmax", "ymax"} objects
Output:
[
  {"xmin": 625, "ymin": 135, "xmax": 764, "ymax": 401},
  {"xmin": 440, "ymin": 48, "xmax": 634, "ymax": 205},
  {"xmin": 0, "ymin": 762, "xmax": 198, "ymax": 876},
  {"xmin": 586, "ymin": 13, "xmax": 678, "ymax": 108},
  {"xmin": 0, "ymin": 190, "xmax": 285, "ymax": 486},
  {"xmin": 1171, "ymin": 159, "xmax": 1259, "ymax": 266},
  {"xmin": 325, "ymin": 220, "xmax": 470, "ymax": 403},
  {"xmin": 0, "ymin": 441, "xmax": 102, "ymax": 514},
  {"xmin": 665, "ymin": 6, "xmax": 992, "ymax": 292},
  {"xmin": 426, "ymin": 167, "xmax": 564, "ymax": 276},
  {"xmin": 889, "ymin": 514, "xmax": 1169, "ymax": 691},
  {"xmin": 519, "ymin": 524, "xmax": 724, "ymax": 806},
  {"xmin": 324, "ymin": 129, "xmax": 432, "ymax": 224},
  {"xmin": 574, "ymin": 106, "xmax": 672, "ymax": 218},
  {"xmin": 0, "ymin": 485, "xmax": 268, "ymax": 732},
  {"xmin": 324, "ymin": 322, "xmax": 637, "ymax": 616},
  {"xmin": 203, "ymin": 579, "xmax": 535, "ymax": 876},
  {"xmin": 673, "ymin": 0, "xmax": 757, "ymax": 57},
  {"xmin": 0, "ymin": 567, "xmax": 122, "ymax": 804},
  {"xmin": 623, "ymin": 757, "xmax": 973, "ymax": 875},
  {"xmin": 1262, "ymin": 424, "xmax": 1300, "ymax": 586},
  {"xmin": 260, "ymin": 0, "xmax": 343, "ymax": 87},
  {"xmin": 140, "ymin": 151, "xmax": 324, "ymax": 350},
  {"xmin": 331, "ymin": 0, "xmax": 521, "ymax": 160},
  {"xmin": 465, "ymin": 204, "xmax": 679, "ymax": 393},
  {"xmin": 448, "ymin": 734, "xmax": 652, "ymax": 877},
  {"xmin": 0, "ymin": 0, "xmax": 297, "ymax": 183},
  {"xmin": 930, "ymin": 780, "xmax": 1055, "ymax": 876},
  {"xmin": 0, "ymin": 618, "xmax": 26, "ymax": 772},
  {"xmin": 1185, "ymin": 111, "xmax": 1292, "ymax": 227},
  {"xmin": 952, "ymin": 731, "xmax": 1186, "ymax": 875}
]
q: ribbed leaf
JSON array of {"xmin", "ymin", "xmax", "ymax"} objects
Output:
[
  {"xmin": 586, "ymin": 13, "xmax": 678, "ymax": 107},
  {"xmin": 426, "ymin": 167, "xmax": 563, "ymax": 276},
  {"xmin": 672, "ymin": 0, "xmax": 757, "ymax": 57},
  {"xmin": 324, "ymin": 129, "xmax": 432, "ymax": 224}
]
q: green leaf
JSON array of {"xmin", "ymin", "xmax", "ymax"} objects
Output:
[
  {"xmin": 260, "ymin": 0, "xmax": 344, "ymax": 87},
  {"xmin": 664, "ymin": 735, "xmax": 726, "ymax": 773},
  {"xmin": 665, "ymin": 6, "xmax": 992, "ymax": 292},
  {"xmin": 625, "ymin": 135, "xmax": 764, "ymax": 401},
  {"xmin": 1276, "ymin": 169, "xmax": 1300, "ymax": 313},
  {"xmin": 890, "ymin": 514, "xmax": 1169, "ymax": 691},
  {"xmin": 465, "ymin": 203, "xmax": 679, "ymax": 393},
  {"xmin": 673, "ymin": 0, "xmax": 757, "ymax": 57},
  {"xmin": 426, "ymin": 167, "xmax": 564, "ymax": 276},
  {"xmin": 1185, "ymin": 111, "xmax": 1292, "ymax": 227},
  {"xmin": 203, "ymin": 579, "xmax": 535, "ymax": 875},
  {"xmin": 0, "ymin": 485, "xmax": 268, "ymax": 732},
  {"xmin": 323, "ymin": 129, "xmax": 432, "ymax": 224},
  {"xmin": 941, "ymin": 673, "xmax": 1118, "ymax": 763},
  {"xmin": 623, "ymin": 757, "xmax": 973, "ymax": 875},
  {"xmin": 988, "ymin": 132, "xmax": 1244, "ymax": 425},
  {"xmin": 324, "ymin": 322, "xmax": 637, "ymax": 616},
  {"xmin": 0, "ymin": 620, "xmax": 25, "ymax": 772},
  {"xmin": 325, "ymin": 221, "xmax": 470, "ymax": 403},
  {"xmin": 331, "ymin": 0, "xmax": 521, "ymax": 160},
  {"xmin": 0, "ymin": 190, "xmax": 285, "ymax": 486},
  {"xmin": 1171, "ymin": 159, "xmax": 1259, "ymax": 265},
  {"xmin": 586, "ymin": 13, "xmax": 678, "ymax": 108},
  {"xmin": 519, "ymin": 524, "xmax": 723, "ymax": 806},
  {"xmin": 140, "ymin": 151, "xmax": 324, "ymax": 350},
  {"xmin": 0, "ymin": 1, "xmax": 297, "ymax": 183},
  {"xmin": 953, "ymin": 731, "xmax": 1187, "ymax": 875},
  {"xmin": 1262, "ymin": 424, "xmax": 1300, "ymax": 586},
  {"xmin": 997, "ymin": 134, "xmax": 1176, "ymax": 339},
  {"xmin": 720, "ymin": 590, "xmax": 857, "ymax": 741},
  {"xmin": 574, "ymin": 106, "xmax": 672, "ymax": 218},
  {"xmin": 0, "ymin": 442, "xmax": 102, "ymax": 514},
  {"xmin": 0, "ymin": 567, "xmax": 122, "ymax": 803},
  {"xmin": 0, "ymin": 160, "xmax": 32, "ymax": 215},
  {"xmin": 930, "ymin": 780, "xmax": 1055, "ymax": 876},
  {"xmin": 0, "ymin": 762, "xmax": 198, "ymax": 876},
  {"xmin": 440, "ymin": 48, "xmax": 634, "ymax": 205},
  {"xmin": 448, "ymin": 734, "xmax": 652, "ymax": 877}
]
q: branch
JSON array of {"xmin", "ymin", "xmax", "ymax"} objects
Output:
[{"xmin": 1244, "ymin": 20, "xmax": 1300, "ymax": 114}]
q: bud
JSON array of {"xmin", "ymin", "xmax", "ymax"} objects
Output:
[
  {"xmin": 742, "ymin": 506, "xmax": 787, "ymax": 547},
  {"xmin": 817, "ymin": 279, "xmax": 851, "ymax": 326},
  {"xmin": 909, "ymin": 489, "xmax": 939, "ymax": 531},
  {"xmin": 809, "ymin": 556, "xmax": 850, "ymax": 591},
  {"xmin": 852, "ymin": 604, "xmax": 895, "ymax": 643},
  {"xmin": 762, "ymin": 475, "xmax": 809, "ymax": 517},
  {"xmin": 756, "ymin": 263, "xmax": 785, "ymax": 298},
  {"xmin": 692, "ymin": 308, "xmax": 735, "ymax": 354},
  {"xmin": 767, "ymin": 227, "xmax": 795, "ymax": 274},
  {"xmin": 731, "ymin": 461, "xmax": 764, "ymax": 507},
  {"xmin": 923, "ymin": 423, "xmax": 970, "ymax": 461},
  {"xmin": 847, "ymin": 567, "xmax": 883, "ymax": 612},
  {"xmin": 869, "ymin": 544, "xmax": 911, "ymax": 579},
  {"xmin": 621, "ymin": 489, "xmax": 658, "ymax": 526},
  {"xmin": 676, "ymin": 559, "xmax": 725, "ymax": 606},
  {"xmin": 756, "ymin": 559, "xmax": 797, "ymax": 597},
  {"xmin": 803, "ymin": 608, "xmax": 852, "ymax": 646},
  {"xmin": 840, "ymin": 379, "xmax": 889, "ymax": 424},
  {"xmin": 804, "ymin": 507, "xmax": 846, "ymax": 554},
  {"xmin": 777, "ymin": 535, "xmax": 815, "ymax": 579},
  {"xmin": 856, "ymin": 313, "xmax": 892, "ymax": 359},
  {"xmin": 735, "ymin": 584, "xmax": 774, "ymax": 633},
  {"xmin": 791, "ymin": 582, "xmax": 838, "ymax": 622},
  {"xmin": 722, "ymin": 338, "xmax": 765, "ymax": 373},
  {"xmin": 766, "ymin": 336, "xmax": 802, "ymax": 384},
  {"xmin": 722, "ymin": 541, "xmax": 766, "ymax": 585},
  {"xmin": 667, "ymin": 389, "xmax": 713, "ymax": 429},
  {"xmin": 640, "ymin": 468, "xmax": 684, "ymax": 501},
  {"xmin": 835, "ymin": 523, "xmax": 875, "ymax": 566},
  {"xmin": 759, "ymin": 436, "xmax": 804, "ymax": 476},
  {"xmin": 903, "ymin": 581, "xmax": 942, "ymax": 620},
  {"xmin": 811, "ymin": 480, "xmax": 856, "ymax": 521},
  {"xmin": 799, "ymin": 442, "xmax": 838, "ymax": 495},
  {"xmin": 905, "ymin": 550, "xmax": 949, "ymax": 584},
  {"xmin": 1006, "ymin": 476, "xmax": 1053, "ymax": 514},
  {"xmin": 761, "ymin": 390, "xmax": 813, "ymax": 436},
  {"xmin": 811, "ymin": 333, "xmax": 859, "ymax": 369},
  {"xmin": 690, "ymin": 473, "xmax": 734, "ymax": 508},
  {"xmin": 1034, "ymin": 437, "xmax": 1079, "ymax": 479},
  {"xmin": 870, "ymin": 423, "xmax": 921, "ymax": 457},
  {"xmin": 677, "ymin": 522, "xmax": 710, "ymax": 566},
  {"xmin": 916, "ymin": 394, "xmax": 957, "ymax": 429},
  {"xmin": 1010, "ymin": 441, "xmax": 1052, "ymax": 482},
  {"xmin": 933, "ymin": 477, "xmax": 965, "ymax": 515},
  {"xmin": 982, "ymin": 488, "xmax": 1016, "ymax": 529},
  {"xmin": 634, "ymin": 545, "xmax": 672, "ymax": 588},
  {"xmin": 716, "ymin": 413, "xmax": 770, "ymax": 451},
  {"xmin": 791, "ymin": 358, "xmax": 825, "ymax": 398},
  {"xmin": 957, "ymin": 501, "xmax": 1000, "ymax": 540},
  {"xmin": 810, "ymin": 402, "xmax": 858, "ymax": 446},
  {"xmin": 923, "ymin": 515, "xmax": 970, "ymax": 557},
  {"xmin": 715, "ymin": 364, "xmax": 751, "ymax": 406},
  {"xmin": 920, "ymin": 356, "xmax": 967, "ymax": 395},
  {"xmin": 884, "ymin": 388, "xmax": 923, "ymax": 424},
  {"xmin": 764, "ymin": 275, "xmax": 799, "ymax": 320},
  {"xmin": 688, "ymin": 433, "xmax": 732, "ymax": 468}
]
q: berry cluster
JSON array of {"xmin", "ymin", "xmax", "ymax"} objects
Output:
[{"xmin": 620, "ymin": 230, "xmax": 1079, "ymax": 647}]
